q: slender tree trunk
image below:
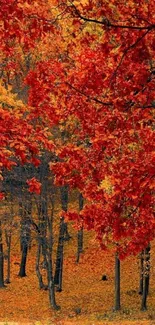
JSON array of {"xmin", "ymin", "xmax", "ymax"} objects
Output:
[
  {"xmin": 114, "ymin": 253, "xmax": 121, "ymax": 311},
  {"xmin": 54, "ymin": 185, "xmax": 70, "ymax": 291},
  {"xmin": 60, "ymin": 185, "xmax": 68, "ymax": 212},
  {"xmin": 139, "ymin": 250, "xmax": 144, "ymax": 295},
  {"xmin": 27, "ymin": 216, "xmax": 48, "ymax": 290},
  {"xmin": 36, "ymin": 242, "xmax": 48, "ymax": 290},
  {"xmin": 0, "ymin": 221, "xmax": 5, "ymax": 288},
  {"xmin": 141, "ymin": 244, "xmax": 150, "ymax": 311},
  {"xmin": 18, "ymin": 241, "xmax": 28, "ymax": 277},
  {"xmin": 76, "ymin": 193, "xmax": 84, "ymax": 263},
  {"xmin": 145, "ymin": 245, "xmax": 150, "ymax": 297},
  {"xmin": 36, "ymin": 186, "xmax": 48, "ymax": 286},
  {"xmin": 47, "ymin": 248, "xmax": 60, "ymax": 310},
  {"xmin": 47, "ymin": 189, "xmax": 60, "ymax": 309},
  {"xmin": 54, "ymin": 217, "xmax": 65, "ymax": 291},
  {"xmin": 18, "ymin": 201, "xmax": 31, "ymax": 277},
  {"xmin": 36, "ymin": 161, "xmax": 59, "ymax": 309},
  {"xmin": 0, "ymin": 244, "xmax": 5, "ymax": 288},
  {"xmin": 40, "ymin": 199, "xmax": 48, "ymax": 270},
  {"xmin": 5, "ymin": 180, "xmax": 13, "ymax": 284},
  {"xmin": 60, "ymin": 185, "xmax": 71, "ymax": 240},
  {"xmin": 19, "ymin": 202, "xmax": 23, "ymax": 252},
  {"xmin": 37, "ymin": 166, "xmax": 48, "ymax": 270},
  {"xmin": 77, "ymin": 228, "xmax": 83, "ymax": 263},
  {"xmin": 5, "ymin": 230, "xmax": 11, "ymax": 284}
]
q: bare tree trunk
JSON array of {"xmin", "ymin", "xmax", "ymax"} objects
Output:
[
  {"xmin": 76, "ymin": 193, "xmax": 84, "ymax": 263},
  {"xmin": 76, "ymin": 228, "xmax": 83, "ymax": 263},
  {"xmin": 35, "ymin": 193, "xmax": 48, "ymax": 287},
  {"xmin": 60, "ymin": 185, "xmax": 71, "ymax": 240},
  {"xmin": 36, "ymin": 242, "xmax": 48, "ymax": 290},
  {"xmin": 5, "ymin": 180, "xmax": 14, "ymax": 283},
  {"xmin": 18, "ymin": 239, "xmax": 28, "ymax": 277},
  {"xmin": 36, "ymin": 160, "xmax": 49, "ymax": 269},
  {"xmin": 141, "ymin": 244, "xmax": 150, "ymax": 311},
  {"xmin": 54, "ymin": 217, "xmax": 65, "ymax": 292},
  {"xmin": 36, "ymin": 160, "xmax": 60, "ymax": 309},
  {"xmin": 47, "ymin": 187, "xmax": 60, "ymax": 309},
  {"xmin": 39, "ymin": 198, "xmax": 48, "ymax": 270},
  {"xmin": 145, "ymin": 245, "xmax": 150, "ymax": 297},
  {"xmin": 139, "ymin": 250, "xmax": 144, "ymax": 295},
  {"xmin": 0, "ymin": 221, "xmax": 5, "ymax": 288},
  {"xmin": 5, "ymin": 230, "xmax": 11, "ymax": 284},
  {"xmin": 47, "ymin": 252, "xmax": 60, "ymax": 310},
  {"xmin": 114, "ymin": 253, "xmax": 121, "ymax": 311},
  {"xmin": 18, "ymin": 201, "xmax": 31, "ymax": 277},
  {"xmin": 32, "ymin": 203, "xmax": 59, "ymax": 309},
  {"xmin": 35, "ymin": 161, "xmax": 48, "ymax": 287},
  {"xmin": 54, "ymin": 185, "xmax": 70, "ymax": 291}
]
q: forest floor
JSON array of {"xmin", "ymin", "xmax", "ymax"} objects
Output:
[{"xmin": 0, "ymin": 200, "xmax": 155, "ymax": 325}]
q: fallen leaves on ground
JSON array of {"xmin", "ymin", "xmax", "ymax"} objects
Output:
[{"xmin": 0, "ymin": 226, "xmax": 155, "ymax": 325}]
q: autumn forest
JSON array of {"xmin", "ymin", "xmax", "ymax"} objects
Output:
[{"xmin": 0, "ymin": 0, "xmax": 155, "ymax": 324}]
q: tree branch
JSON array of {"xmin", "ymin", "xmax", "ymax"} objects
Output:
[
  {"xmin": 70, "ymin": 3, "xmax": 155, "ymax": 31},
  {"xmin": 110, "ymin": 29, "xmax": 151, "ymax": 84},
  {"xmin": 66, "ymin": 82, "xmax": 112, "ymax": 106}
]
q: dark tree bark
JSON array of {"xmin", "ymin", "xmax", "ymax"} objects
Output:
[
  {"xmin": 35, "ymin": 160, "xmax": 59, "ymax": 308},
  {"xmin": 0, "ymin": 221, "xmax": 5, "ymax": 288},
  {"xmin": 36, "ymin": 242, "xmax": 48, "ymax": 290},
  {"xmin": 5, "ymin": 178, "xmax": 14, "ymax": 284},
  {"xmin": 18, "ymin": 238, "xmax": 28, "ymax": 277},
  {"xmin": 18, "ymin": 201, "xmax": 31, "ymax": 277},
  {"xmin": 54, "ymin": 185, "xmax": 70, "ymax": 291},
  {"xmin": 76, "ymin": 193, "xmax": 84, "ymax": 263},
  {"xmin": 47, "ymin": 251, "xmax": 60, "ymax": 310},
  {"xmin": 139, "ymin": 250, "xmax": 144, "ymax": 295},
  {"xmin": 60, "ymin": 185, "xmax": 71, "ymax": 240},
  {"xmin": 38, "ymin": 197, "xmax": 48, "ymax": 270},
  {"xmin": 36, "ymin": 160, "xmax": 49, "ymax": 269},
  {"xmin": 35, "ymin": 194, "xmax": 48, "ymax": 287},
  {"xmin": 5, "ymin": 229, "xmax": 11, "ymax": 284},
  {"xmin": 145, "ymin": 245, "xmax": 150, "ymax": 297},
  {"xmin": 47, "ymin": 187, "xmax": 60, "ymax": 309},
  {"xmin": 54, "ymin": 217, "xmax": 65, "ymax": 291},
  {"xmin": 0, "ymin": 243, "xmax": 5, "ymax": 288},
  {"xmin": 35, "ymin": 163, "xmax": 48, "ymax": 287},
  {"xmin": 114, "ymin": 253, "xmax": 121, "ymax": 311},
  {"xmin": 60, "ymin": 185, "xmax": 68, "ymax": 212},
  {"xmin": 141, "ymin": 244, "xmax": 151, "ymax": 311}
]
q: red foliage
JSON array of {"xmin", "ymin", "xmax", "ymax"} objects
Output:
[
  {"xmin": 0, "ymin": 192, "xmax": 5, "ymax": 200},
  {"xmin": 47, "ymin": 0, "xmax": 155, "ymax": 257},
  {"xmin": 1, "ymin": 0, "xmax": 155, "ymax": 258},
  {"xmin": 26, "ymin": 177, "xmax": 41, "ymax": 194}
]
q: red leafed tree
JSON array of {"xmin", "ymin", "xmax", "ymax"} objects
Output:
[
  {"xmin": 0, "ymin": 0, "xmax": 155, "ymax": 311},
  {"xmin": 47, "ymin": 0, "xmax": 155, "ymax": 310},
  {"xmin": 29, "ymin": 0, "xmax": 155, "ymax": 258},
  {"xmin": 0, "ymin": 0, "xmax": 56, "ymax": 194},
  {"xmin": 22, "ymin": 0, "xmax": 155, "ymax": 260},
  {"xmin": 0, "ymin": 1, "xmax": 61, "ymax": 310}
]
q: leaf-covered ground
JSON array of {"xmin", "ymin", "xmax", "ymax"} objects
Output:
[{"xmin": 0, "ymin": 199, "xmax": 155, "ymax": 325}]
